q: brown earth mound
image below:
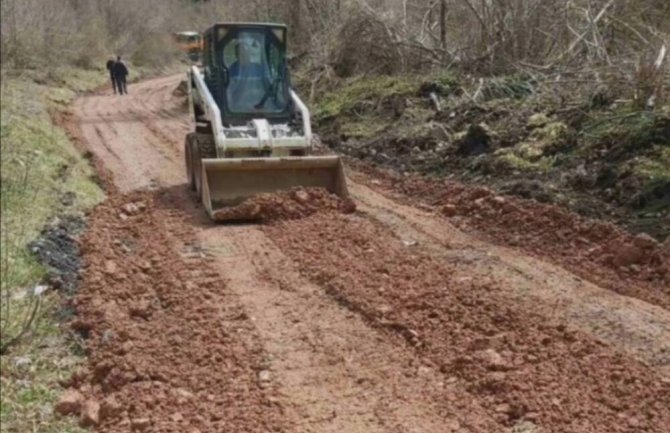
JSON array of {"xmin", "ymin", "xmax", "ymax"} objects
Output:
[
  {"xmin": 263, "ymin": 212, "xmax": 670, "ymax": 433},
  {"xmin": 351, "ymin": 164, "xmax": 670, "ymax": 309},
  {"xmin": 58, "ymin": 191, "xmax": 284, "ymax": 432},
  {"xmin": 212, "ymin": 187, "xmax": 356, "ymax": 222}
]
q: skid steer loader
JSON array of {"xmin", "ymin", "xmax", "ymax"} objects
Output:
[{"xmin": 185, "ymin": 22, "xmax": 348, "ymax": 221}]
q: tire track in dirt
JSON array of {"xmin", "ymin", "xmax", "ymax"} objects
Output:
[
  {"xmin": 189, "ymin": 221, "xmax": 498, "ymax": 433},
  {"xmin": 262, "ymin": 211, "xmax": 670, "ymax": 432},
  {"xmin": 73, "ymin": 78, "xmax": 184, "ymax": 192},
  {"xmin": 347, "ymin": 182, "xmax": 670, "ymax": 375},
  {"xmin": 348, "ymin": 166, "xmax": 670, "ymax": 310}
]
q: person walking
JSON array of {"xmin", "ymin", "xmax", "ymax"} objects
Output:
[
  {"xmin": 106, "ymin": 57, "xmax": 118, "ymax": 94},
  {"xmin": 112, "ymin": 56, "xmax": 129, "ymax": 95}
]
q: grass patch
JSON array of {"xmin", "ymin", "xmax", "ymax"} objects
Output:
[
  {"xmin": 581, "ymin": 108, "xmax": 669, "ymax": 158},
  {"xmin": 634, "ymin": 146, "xmax": 670, "ymax": 181},
  {"xmin": 339, "ymin": 116, "xmax": 389, "ymax": 139},
  {"xmin": 315, "ymin": 74, "xmax": 422, "ymax": 121},
  {"xmin": 0, "ymin": 295, "xmax": 87, "ymax": 433},
  {"xmin": 1, "ymin": 68, "xmax": 106, "ymax": 432},
  {"xmin": 495, "ymin": 151, "xmax": 555, "ymax": 173}
]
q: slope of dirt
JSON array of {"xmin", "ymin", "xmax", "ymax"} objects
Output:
[
  {"xmin": 349, "ymin": 164, "xmax": 670, "ymax": 310},
  {"xmin": 263, "ymin": 212, "xmax": 670, "ymax": 432},
  {"xmin": 62, "ymin": 192, "xmax": 284, "ymax": 432}
]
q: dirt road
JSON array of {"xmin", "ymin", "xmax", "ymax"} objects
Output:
[{"xmin": 63, "ymin": 75, "xmax": 670, "ymax": 432}]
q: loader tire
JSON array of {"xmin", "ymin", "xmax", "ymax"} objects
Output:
[
  {"xmin": 192, "ymin": 134, "xmax": 216, "ymax": 200},
  {"xmin": 185, "ymin": 133, "xmax": 197, "ymax": 191}
]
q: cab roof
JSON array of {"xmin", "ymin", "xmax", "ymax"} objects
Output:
[{"xmin": 204, "ymin": 22, "xmax": 287, "ymax": 33}]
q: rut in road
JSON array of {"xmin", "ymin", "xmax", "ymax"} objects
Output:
[{"xmin": 64, "ymin": 75, "xmax": 670, "ymax": 433}]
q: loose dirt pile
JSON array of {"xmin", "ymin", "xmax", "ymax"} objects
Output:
[
  {"xmin": 212, "ymin": 187, "xmax": 356, "ymax": 222},
  {"xmin": 351, "ymin": 165, "xmax": 670, "ymax": 309},
  {"xmin": 57, "ymin": 192, "xmax": 284, "ymax": 432},
  {"xmin": 263, "ymin": 212, "xmax": 670, "ymax": 433}
]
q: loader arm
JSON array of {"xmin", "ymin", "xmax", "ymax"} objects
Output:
[{"xmin": 189, "ymin": 65, "xmax": 225, "ymax": 157}]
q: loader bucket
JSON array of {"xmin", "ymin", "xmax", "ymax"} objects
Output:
[{"xmin": 200, "ymin": 155, "xmax": 349, "ymax": 221}]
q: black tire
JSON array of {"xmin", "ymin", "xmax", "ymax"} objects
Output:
[
  {"xmin": 192, "ymin": 134, "xmax": 216, "ymax": 199},
  {"xmin": 185, "ymin": 133, "xmax": 197, "ymax": 191}
]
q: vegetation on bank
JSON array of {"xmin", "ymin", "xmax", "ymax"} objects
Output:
[
  {"xmin": 0, "ymin": 61, "xmax": 168, "ymax": 431},
  {"xmin": 312, "ymin": 70, "xmax": 669, "ymax": 239},
  {"xmin": 0, "ymin": 67, "xmax": 108, "ymax": 431}
]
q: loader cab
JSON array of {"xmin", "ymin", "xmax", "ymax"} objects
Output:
[{"xmin": 202, "ymin": 23, "xmax": 292, "ymax": 126}]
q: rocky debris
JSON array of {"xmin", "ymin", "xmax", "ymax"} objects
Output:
[
  {"xmin": 354, "ymin": 166, "xmax": 670, "ymax": 308},
  {"xmin": 476, "ymin": 349, "xmax": 511, "ymax": 371},
  {"xmin": 212, "ymin": 187, "xmax": 356, "ymax": 222},
  {"xmin": 634, "ymin": 233, "xmax": 659, "ymax": 250},
  {"xmin": 120, "ymin": 201, "xmax": 146, "ymax": 217},
  {"xmin": 63, "ymin": 190, "xmax": 285, "ymax": 432},
  {"xmin": 129, "ymin": 299, "xmax": 152, "ymax": 320},
  {"xmin": 131, "ymin": 418, "xmax": 152, "ymax": 431},
  {"xmin": 441, "ymin": 204, "xmax": 458, "ymax": 217},
  {"xmin": 258, "ymin": 370, "xmax": 271, "ymax": 388},
  {"xmin": 80, "ymin": 400, "xmax": 101, "ymax": 427},
  {"xmin": 55, "ymin": 389, "xmax": 83, "ymax": 416},
  {"xmin": 512, "ymin": 420, "xmax": 543, "ymax": 433},
  {"xmin": 104, "ymin": 260, "xmax": 118, "ymax": 275},
  {"xmin": 663, "ymin": 238, "xmax": 670, "ymax": 255},
  {"xmin": 607, "ymin": 240, "xmax": 646, "ymax": 267},
  {"xmin": 100, "ymin": 396, "xmax": 122, "ymax": 421},
  {"xmin": 264, "ymin": 210, "xmax": 670, "ymax": 433}
]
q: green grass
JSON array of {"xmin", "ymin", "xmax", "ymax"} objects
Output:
[
  {"xmin": 315, "ymin": 72, "xmax": 466, "ymax": 122},
  {"xmin": 634, "ymin": 145, "xmax": 670, "ymax": 181},
  {"xmin": 495, "ymin": 150, "xmax": 556, "ymax": 173},
  {"xmin": 0, "ymin": 297, "xmax": 87, "ymax": 433},
  {"xmin": 581, "ymin": 108, "xmax": 667, "ymax": 157},
  {"xmin": 339, "ymin": 116, "xmax": 390, "ymax": 139},
  {"xmin": 1, "ymin": 68, "xmax": 106, "ymax": 433},
  {"xmin": 315, "ymin": 74, "xmax": 423, "ymax": 120}
]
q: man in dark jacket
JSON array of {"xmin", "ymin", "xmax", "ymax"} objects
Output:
[
  {"xmin": 106, "ymin": 58, "xmax": 117, "ymax": 94},
  {"xmin": 112, "ymin": 56, "xmax": 129, "ymax": 95}
]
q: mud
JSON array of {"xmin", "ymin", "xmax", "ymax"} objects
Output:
[
  {"xmin": 63, "ymin": 192, "xmax": 285, "ymax": 432},
  {"xmin": 29, "ymin": 214, "xmax": 86, "ymax": 296},
  {"xmin": 350, "ymin": 164, "xmax": 670, "ymax": 310},
  {"xmin": 212, "ymin": 187, "xmax": 356, "ymax": 222},
  {"xmin": 263, "ymin": 212, "xmax": 670, "ymax": 432}
]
